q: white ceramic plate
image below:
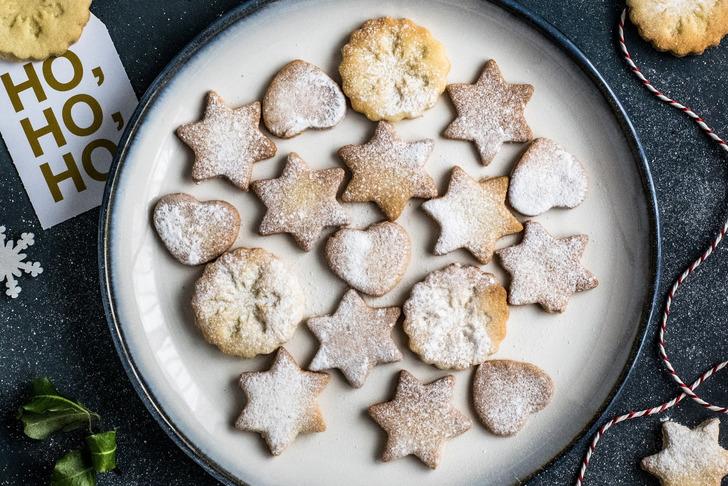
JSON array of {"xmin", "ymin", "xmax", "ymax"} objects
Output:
[{"xmin": 100, "ymin": 1, "xmax": 660, "ymax": 484}]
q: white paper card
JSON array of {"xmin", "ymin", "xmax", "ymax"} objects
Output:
[{"xmin": 0, "ymin": 14, "xmax": 137, "ymax": 229}]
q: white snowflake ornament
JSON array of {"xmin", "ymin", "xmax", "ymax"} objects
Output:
[{"xmin": 0, "ymin": 226, "xmax": 43, "ymax": 298}]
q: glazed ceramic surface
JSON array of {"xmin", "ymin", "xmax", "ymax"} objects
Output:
[{"xmin": 101, "ymin": 0, "xmax": 659, "ymax": 484}]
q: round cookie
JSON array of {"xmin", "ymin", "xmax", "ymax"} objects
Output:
[
  {"xmin": 324, "ymin": 221, "xmax": 411, "ymax": 296},
  {"xmin": 339, "ymin": 17, "xmax": 450, "ymax": 122},
  {"xmin": 191, "ymin": 247, "xmax": 305, "ymax": 358},
  {"xmin": 262, "ymin": 60, "xmax": 346, "ymax": 138},
  {"xmin": 153, "ymin": 193, "xmax": 240, "ymax": 266},
  {"xmin": 403, "ymin": 263, "xmax": 508, "ymax": 370},
  {"xmin": 472, "ymin": 360, "xmax": 554, "ymax": 436},
  {"xmin": 628, "ymin": 0, "xmax": 728, "ymax": 56},
  {"xmin": 0, "ymin": 0, "xmax": 91, "ymax": 60}
]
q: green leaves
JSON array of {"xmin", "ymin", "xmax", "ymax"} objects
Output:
[
  {"xmin": 18, "ymin": 378, "xmax": 100, "ymax": 440},
  {"xmin": 86, "ymin": 431, "xmax": 117, "ymax": 473},
  {"xmin": 17, "ymin": 378, "xmax": 119, "ymax": 485},
  {"xmin": 51, "ymin": 450, "xmax": 95, "ymax": 486}
]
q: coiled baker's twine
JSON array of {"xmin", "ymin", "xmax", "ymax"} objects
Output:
[{"xmin": 575, "ymin": 8, "xmax": 728, "ymax": 486}]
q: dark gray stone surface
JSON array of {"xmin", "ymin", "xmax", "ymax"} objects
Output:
[{"xmin": 0, "ymin": 1, "xmax": 726, "ymax": 484}]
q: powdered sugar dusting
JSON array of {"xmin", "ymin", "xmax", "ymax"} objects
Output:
[
  {"xmin": 641, "ymin": 418, "xmax": 728, "ymax": 485},
  {"xmin": 307, "ymin": 289, "xmax": 402, "ymax": 387},
  {"xmin": 422, "ymin": 166, "xmax": 522, "ymax": 263},
  {"xmin": 263, "ymin": 60, "xmax": 346, "ymax": 138},
  {"xmin": 509, "ymin": 138, "xmax": 588, "ymax": 216},
  {"xmin": 339, "ymin": 17, "xmax": 450, "ymax": 121},
  {"xmin": 338, "ymin": 122, "xmax": 437, "ymax": 221},
  {"xmin": 444, "ymin": 60, "xmax": 533, "ymax": 164},
  {"xmin": 403, "ymin": 263, "xmax": 508, "ymax": 370},
  {"xmin": 496, "ymin": 220, "xmax": 598, "ymax": 313},
  {"xmin": 641, "ymin": 0, "xmax": 717, "ymax": 16},
  {"xmin": 252, "ymin": 153, "xmax": 349, "ymax": 251},
  {"xmin": 176, "ymin": 91, "xmax": 276, "ymax": 190},
  {"xmin": 153, "ymin": 193, "xmax": 240, "ymax": 265},
  {"xmin": 472, "ymin": 360, "xmax": 553, "ymax": 436},
  {"xmin": 325, "ymin": 221, "xmax": 410, "ymax": 296},
  {"xmin": 368, "ymin": 371, "xmax": 471, "ymax": 468},
  {"xmin": 335, "ymin": 231, "xmax": 371, "ymax": 285},
  {"xmin": 191, "ymin": 248, "xmax": 305, "ymax": 357},
  {"xmin": 236, "ymin": 348, "xmax": 329, "ymax": 455}
]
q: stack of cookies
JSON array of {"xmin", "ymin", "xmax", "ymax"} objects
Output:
[{"xmin": 152, "ymin": 17, "xmax": 598, "ymax": 468}]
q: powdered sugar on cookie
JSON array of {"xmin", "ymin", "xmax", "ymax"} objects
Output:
[
  {"xmin": 496, "ymin": 221, "xmax": 598, "ymax": 313},
  {"xmin": 472, "ymin": 360, "xmax": 554, "ymax": 436},
  {"xmin": 368, "ymin": 370, "xmax": 471, "ymax": 468},
  {"xmin": 508, "ymin": 138, "xmax": 588, "ymax": 216},
  {"xmin": 252, "ymin": 153, "xmax": 349, "ymax": 251},
  {"xmin": 339, "ymin": 17, "xmax": 450, "ymax": 121},
  {"xmin": 641, "ymin": 418, "xmax": 728, "ymax": 485},
  {"xmin": 403, "ymin": 263, "xmax": 509, "ymax": 370},
  {"xmin": 153, "ymin": 193, "xmax": 240, "ymax": 265},
  {"xmin": 176, "ymin": 91, "xmax": 276, "ymax": 190},
  {"xmin": 339, "ymin": 122, "xmax": 437, "ymax": 221},
  {"xmin": 191, "ymin": 248, "xmax": 305, "ymax": 357},
  {"xmin": 422, "ymin": 166, "xmax": 522, "ymax": 263},
  {"xmin": 628, "ymin": 0, "xmax": 728, "ymax": 56},
  {"xmin": 307, "ymin": 289, "xmax": 402, "ymax": 388},
  {"xmin": 236, "ymin": 348, "xmax": 329, "ymax": 455},
  {"xmin": 643, "ymin": 0, "xmax": 717, "ymax": 15},
  {"xmin": 262, "ymin": 60, "xmax": 346, "ymax": 138},
  {"xmin": 444, "ymin": 59, "xmax": 533, "ymax": 164},
  {"xmin": 325, "ymin": 222, "xmax": 410, "ymax": 296}
]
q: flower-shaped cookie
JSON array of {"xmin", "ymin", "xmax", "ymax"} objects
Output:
[{"xmin": 628, "ymin": 0, "xmax": 728, "ymax": 56}]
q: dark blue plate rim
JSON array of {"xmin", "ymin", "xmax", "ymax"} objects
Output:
[{"xmin": 98, "ymin": 1, "xmax": 662, "ymax": 484}]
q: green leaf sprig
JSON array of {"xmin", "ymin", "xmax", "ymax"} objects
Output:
[{"xmin": 17, "ymin": 378, "xmax": 118, "ymax": 486}]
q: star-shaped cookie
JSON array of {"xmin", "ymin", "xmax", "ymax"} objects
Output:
[
  {"xmin": 338, "ymin": 122, "xmax": 438, "ymax": 221},
  {"xmin": 252, "ymin": 153, "xmax": 349, "ymax": 251},
  {"xmin": 176, "ymin": 91, "xmax": 276, "ymax": 190},
  {"xmin": 421, "ymin": 166, "xmax": 522, "ymax": 263},
  {"xmin": 642, "ymin": 418, "xmax": 728, "ymax": 486},
  {"xmin": 368, "ymin": 370, "xmax": 471, "ymax": 469},
  {"xmin": 307, "ymin": 289, "xmax": 402, "ymax": 388},
  {"xmin": 495, "ymin": 220, "xmax": 598, "ymax": 313},
  {"xmin": 235, "ymin": 347, "xmax": 330, "ymax": 455},
  {"xmin": 444, "ymin": 60, "xmax": 533, "ymax": 164}
]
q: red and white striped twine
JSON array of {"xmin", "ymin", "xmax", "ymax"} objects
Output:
[{"xmin": 576, "ymin": 8, "xmax": 728, "ymax": 485}]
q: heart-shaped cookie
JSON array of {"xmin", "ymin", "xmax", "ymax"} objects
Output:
[
  {"xmin": 508, "ymin": 138, "xmax": 587, "ymax": 216},
  {"xmin": 325, "ymin": 221, "xmax": 410, "ymax": 296},
  {"xmin": 472, "ymin": 360, "xmax": 553, "ymax": 436},
  {"xmin": 262, "ymin": 60, "xmax": 346, "ymax": 138},
  {"xmin": 153, "ymin": 193, "xmax": 240, "ymax": 266}
]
